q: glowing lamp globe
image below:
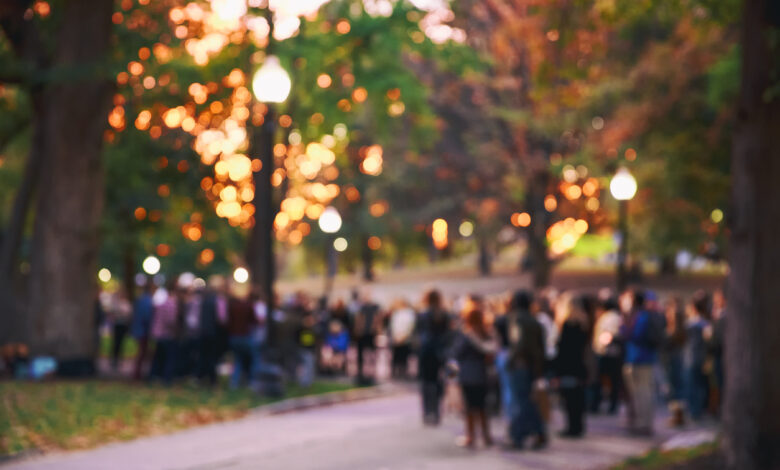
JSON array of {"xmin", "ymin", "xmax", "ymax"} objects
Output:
[
  {"xmin": 610, "ymin": 167, "xmax": 637, "ymax": 201},
  {"xmin": 142, "ymin": 256, "xmax": 161, "ymax": 275},
  {"xmin": 319, "ymin": 206, "xmax": 342, "ymax": 234},
  {"xmin": 252, "ymin": 56, "xmax": 291, "ymax": 104}
]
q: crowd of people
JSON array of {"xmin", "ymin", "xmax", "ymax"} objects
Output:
[
  {"xmin": 412, "ymin": 286, "xmax": 727, "ymax": 449},
  {"xmin": 40, "ymin": 277, "xmax": 727, "ymax": 450}
]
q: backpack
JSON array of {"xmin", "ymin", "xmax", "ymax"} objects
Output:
[{"xmin": 643, "ymin": 311, "xmax": 666, "ymax": 349}]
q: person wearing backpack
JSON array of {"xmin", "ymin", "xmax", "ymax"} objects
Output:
[{"xmin": 620, "ymin": 289, "xmax": 661, "ymax": 435}]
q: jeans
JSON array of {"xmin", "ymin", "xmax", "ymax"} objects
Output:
[
  {"xmin": 421, "ymin": 380, "xmax": 443, "ymax": 423},
  {"xmin": 495, "ymin": 350, "xmax": 514, "ymax": 419},
  {"xmin": 685, "ymin": 364, "xmax": 708, "ymax": 420},
  {"xmin": 592, "ymin": 355, "xmax": 622, "ymax": 413},
  {"xmin": 150, "ymin": 338, "xmax": 178, "ymax": 385},
  {"xmin": 229, "ymin": 335, "xmax": 254, "ymax": 389},
  {"xmin": 508, "ymin": 366, "xmax": 545, "ymax": 444},
  {"xmin": 560, "ymin": 384, "xmax": 586, "ymax": 435},
  {"xmin": 665, "ymin": 352, "xmax": 685, "ymax": 401},
  {"xmin": 197, "ymin": 335, "xmax": 219, "ymax": 385},
  {"xmin": 623, "ymin": 363, "xmax": 655, "ymax": 431},
  {"xmin": 298, "ymin": 349, "xmax": 315, "ymax": 388}
]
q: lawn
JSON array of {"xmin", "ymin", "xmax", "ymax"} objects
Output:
[
  {"xmin": 0, "ymin": 380, "xmax": 353, "ymax": 457},
  {"xmin": 611, "ymin": 442, "xmax": 721, "ymax": 470}
]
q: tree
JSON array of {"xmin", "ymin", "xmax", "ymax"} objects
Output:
[
  {"xmin": 723, "ymin": 0, "xmax": 780, "ymax": 468},
  {"xmin": 24, "ymin": 0, "xmax": 113, "ymax": 369}
]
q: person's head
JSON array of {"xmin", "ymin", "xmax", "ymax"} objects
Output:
[
  {"xmin": 510, "ymin": 289, "xmax": 533, "ymax": 313},
  {"xmin": 645, "ymin": 290, "xmax": 659, "ymax": 312},
  {"xmin": 712, "ymin": 288, "xmax": 726, "ymax": 310},
  {"xmin": 462, "ymin": 307, "xmax": 487, "ymax": 338},
  {"xmin": 690, "ymin": 290, "xmax": 709, "ymax": 319},
  {"xmin": 554, "ymin": 292, "xmax": 588, "ymax": 329},
  {"xmin": 618, "ymin": 289, "xmax": 634, "ymax": 314},
  {"xmin": 602, "ymin": 296, "xmax": 619, "ymax": 313},
  {"xmin": 424, "ymin": 289, "xmax": 442, "ymax": 310}
]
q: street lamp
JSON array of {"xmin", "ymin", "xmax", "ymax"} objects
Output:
[
  {"xmin": 610, "ymin": 167, "xmax": 637, "ymax": 291},
  {"xmin": 318, "ymin": 207, "xmax": 342, "ymax": 298},
  {"xmin": 249, "ymin": 53, "xmax": 290, "ymax": 313}
]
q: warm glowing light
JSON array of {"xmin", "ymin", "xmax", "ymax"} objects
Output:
[
  {"xmin": 512, "ymin": 212, "xmax": 531, "ymax": 227},
  {"xmin": 199, "ymin": 248, "xmax": 215, "ymax": 265},
  {"xmin": 233, "ymin": 267, "xmax": 249, "ymax": 284},
  {"xmin": 711, "ymin": 209, "xmax": 724, "ymax": 223},
  {"xmin": 98, "ymin": 268, "xmax": 112, "ymax": 283},
  {"xmin": 318, "ymin": 206, "xmax": 342, "ymax": 234},
  {"xmin": 134, "ymin": 207, "xmax": 147, "ymax": 220},
  {"xmin": 352, "ymin": 87, "xmax": 368, "ymax": 103},
  {"xmin": 361, "ymin": 145, "xmax": 383, "ymax": 175},
  {"xmin": 317, "ymin": 74, "xmax": 332, "ymax": 88},
  {"xmin": 432, "ymin": 218, "xmax": 448, "ymax": 250},
  {"xmin": 459, "ymin": 221, "xmax": 474, "ymax": 237},
  {"xmin": 367, "ymin": 236, "xmax": 382, "ymax": 250},
  {"xmin": 544, "ymin": 195, "xmax": 558, "ymax": 212},
  {"xmin": 334, "ymin": 237, "xmax": 348, "ymax": 252},
  {"xmin": 252, "ymin": 56, "xmax": 291, "ymax": 103},
  {"xmin": 610, "ymin": 167, "xmax": 637, "ymax": 201},
  {"xmin": 565, "ymin": 185, "xmax": 582, "ymax": 200},
  {"xmin": 142, "ymin": 256, "xmax": 161, "ymax": 275}
]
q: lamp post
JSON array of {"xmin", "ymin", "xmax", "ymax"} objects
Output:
[
  {"xmin": 249, "ymin": 51, "xmax": 290, "ymax": 312},
  {"xmin": 610, "ymin": 167, "xmax": 637, "ymax": 292},
  {"xmin": 318, "ymin": 206, "xmax": 342, "ymax": 299}
]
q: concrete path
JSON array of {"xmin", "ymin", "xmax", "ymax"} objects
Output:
[{"xmin": 3, "ymin": 390, "xmax": 714, "ymax": 470}]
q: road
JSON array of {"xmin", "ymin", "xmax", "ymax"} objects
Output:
[{"xmin": 5, "ymin": 389, "xmax": 707, "ymax": 470}]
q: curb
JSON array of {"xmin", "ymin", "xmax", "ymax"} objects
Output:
[{"xmin": 251, "ymin": 382, "xmax": 405, "ymax": 416}]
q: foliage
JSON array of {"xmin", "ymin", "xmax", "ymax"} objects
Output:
[{"xmin": 0, "ymin": 380, "xmax": 352, "ymax": 456}]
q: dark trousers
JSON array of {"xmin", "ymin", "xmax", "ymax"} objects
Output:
[
  {"xmin": 592, "ymin": 355, "xmax": 622, "ymax": 413},
  {"xmin": 391, "ymin": 344, "xmax": 411, "ymax": 378},
  {"xmin": 421, "ymin": 379, "xmax": 443, "ymax": 423},
  {"xmin": 561, "ymin": 385, "xmax": 586, "ymax": 435},
  {"xmin": 508, "ymin": 367, "xmax": 545, "ymax": 444},
  {"xmin": 111, "ymin": 323, "xmax": 129, "ymax": 368},
  {"xmin": 356, "ymin": 336, "xmax": 374, "ymax": 381},
  {"xmin": 150, "ymin": 339, "xmax": 178, "ymax": 385},
  {"xmin": 197, "ymin": 335, "xmax": 219, "ymax": 385},
  {"xmin": 133, "ymin": 336, "xmax": 149, "ymax": 380}
]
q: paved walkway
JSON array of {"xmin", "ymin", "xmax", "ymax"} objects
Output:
[{"xmin": 4, "ymin": 390, "xmax": 715, "ymax": 470}]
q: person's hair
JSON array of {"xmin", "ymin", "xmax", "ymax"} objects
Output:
[
  {"xmin": 510, "ymin": 289, "xmax": 533, "ymax": 312},
  {"xmin": 425, "ymin": 289, "xmax": 442, "ymax": 310},
  {"xmin": 633, "ymin": 289, "xmax": 646, "ymax": 310},
  {"xmin": 463, "ymin": 308, "xmax": 489, "ymax": 339},
  {"xmin": 692, "ymin": 290, "xmax": 710, "ymax": 317},
  {"xmin": 554, "ymin": 292, "xmax": 589, "ymax": 329},
  {"xmin": 603, "ymin": 296, "xmax": 619, "ymax": 312},
  {"xmin": 165, "ymin": 276, "xmax": 178, "ymax": 292}
]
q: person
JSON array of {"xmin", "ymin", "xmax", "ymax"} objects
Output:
[
  {"xmin": 353, "ymin": 292, "xmax": 381, "ymax": 385},
  {"xmin": 109, "ymin": 288, "xmax": 132, "ymax": 371},
  {"xmin": 130, "ymin": 282, "xmax": 155, "ymax": 380},
  {"xmin": 416, "ymin": 289, "xmax": 451, "ymax": 425},
  {"xmin": 684, "ymin": 291, "xmax": 710, "ymax": 421},
  {"xmin": 620, "ymin": 289, "xmax": 661, "ymax": 435},
  {"xmin": 591, "ymin": 296, "xmax": 623, "ymax": 414},
  {"xmin": 553, "ymin": 293, "xmax": 590, "ymax": 438},
  {"xmin": 296, "ymin": 302, "xmax": 317, "ymax": 388},
  {"xmin": 150, "ymin": 279, "xmax": 181, "ymax": 385},
  {"xmin": 197, "ymin": 277, "xmax": 225, "ymax": 386},
  {"xmin": 532, "ymin": 293, "xmax": 557, "ymax": 426},
  {"xmin": 663, "ymin": 296, "xmax": 687, "ymax": 426},
  {"xmin": 452, "ymin": 304, "xmax": 498, "ymax": 448},
  {"xmin": 389, "ymin": 298, "xmax": 416, "ymax": 379},
  {"xmin": 323, "ymin": 299, "xmax": 350, "ymax": 375},
  {"xmin": 707, "ymin": 288, "xmax": 726, "ymax": 415},
  {"xmin": 502, "ymin": 290, "xmax": 547, "ymax": 450},
  {"xmin": 227, "ymin": 288, "xmax": 256, "ymax": 389},
  {"xmin": 249, "ymin": 287, "xmax": 269, "ymax": 382},
  {"xmin": 180, "ymin": 285, "xmax": 202, "ymax": 378}
]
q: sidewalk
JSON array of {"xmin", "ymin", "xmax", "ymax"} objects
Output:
[{"xmin": 3, "ymin": 390, "xmax": 717, "ymax": 470}]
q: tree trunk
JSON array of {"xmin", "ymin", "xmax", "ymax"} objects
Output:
[
  {"xmin": 478, "ymin": 236, "xmax": 491, "ymax": 276},
  {"xmin": 723, "ymin": 1, "xmax": 780, "ymax": 468},
  {"xmin": 26, "ymin": 0, "xmax": 113, "ymax": 370},
  {"xmin": 522, "ymin": 169, "xmax": 551, "ymax": 288}
]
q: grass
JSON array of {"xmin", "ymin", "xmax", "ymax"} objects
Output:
[
  {"xmin": 0, "ymin": 380, "xmax": 353, "ymax": 457},
  {"xmin": 611, "ymin": 442, "xmax": 720, "ymax": 470}
]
